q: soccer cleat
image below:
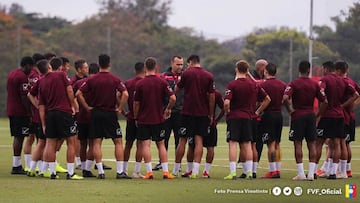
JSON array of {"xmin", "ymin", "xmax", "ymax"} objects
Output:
[
  {"xmin": 347, "ymin": 170, "xmax": 352, "ymax": 178},
  {"xmin": 316, "ymin": 169, "xmax": 327, "ymax": 178},
  {"xmin": 75, "ymin": 165, "xmax": 82, "ymax": 170},
  {"xmin": 132, "ymin": 172, "xmax": 144, "ymax": 179},
  {"xmin": 97, "ymin": 174, "xmax": 105, "ymax": 179},
  {"xmin": 292, "ymin": 175, "xmax": 307, "ymax": 181},
  {"xmin": 50, "ymin": 173, "xmax": 59, "ymax": 179},
  {"xmin": 224, "ymin": 172, "xmax": 237, "ymax": 180},
  {"xmin": 327, "ymin": 174, "xmax": 336, "ymax": 180},
  {"xmin": 202, "ymin": 171, "xmax": 210, "ymax": 178},
  {"xmin": 24, "ymin": 167, "xmax": 30, "ymax": 172},
  {"xmin": 245, "ymin": 172, "xmax": 253, "ymax": 180},
  {"xmin": 116, "ymin": 172, "xmax": 132, "ymax": 179},
  {"xmin": 261, "ymin": 171, "xmax": 279, "ymax": 179},
  {"xmin": 27, "ymin": 170, "xmax": 37, "ymax": 177},
  {"xmin": 189, "ymin": 173, "xmax": 198, "ymax": 179},
  {"xmin": 82, "ymin": 170, "xmax": 96, "ymax": 178},
  {"xmin": 55, "ymin": 163, "xmax": 68, "ymax": 173},
  {"xmin": 11, "ymin": 166, "xmax": 27, "ymax": 175},
  {"xmin": 163, "ymin": 171, "xmax": 174, "ymax": 179},
  {"xmin": 252, "ymin": 173, "xmax": 257, "ymax": 179},
  {"xmin": 172, "ymin": 172, "xmax": 179, "ymax": 177},
  {"xmin": 144, "ymin": 172, "xmax": 154, "ymax": 179},
  {"xmin": 236, "ymin": 162, "xmax": 243, "ymax": 169},
  {"xmin": 238, "ymin": 173, "xmax": 246, "ymax": 179},
  {"xmin": 67, "ymin": 173, "xmax": 84, "ymax": 180},
  {"xmin": 95, "ymin": 164, "xmax": 112, "ymax": 170},
  {"xmin": 39, "ymin": 171, "xmax": 51, "ymax": 178},
  {"xmin": 336, "ymin": 173, "xmax": 348, "ymax": 179},
  {"xmin": 181, "ymin": 171, "xmax": 192, "ymax": 178},
  {"xmin": 152, "ymin": 163, "xmax": 162, "ymax": 171},
  {"xmin": 306, "ymin": 174, "xmax": 314, "ymax": 181}
]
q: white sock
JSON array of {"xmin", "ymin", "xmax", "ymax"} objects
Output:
[
  {"xmin": 192, "ymin": 162, "xmax": 200, "ymax": 175},
  {"xmin": 75, "ymin": 157, "xmax": 81, "ymax": 166},
  {"xmin": 320, "ymin": 160, "xmax": 328, "ymax": 171},
  {"xmin": 173, "ymin": 163, "xmax": 181, "ymax": 174},
  {"xmin": 145, "ymin": 162, "xmax": 152, "ymax": 173},
  {"xmin": 38, "ymin": 161, "xmax": 43, "ymax": 171},
  {"xmin": 161, "ymin": 162, "xmax": 169, "ymax": 172},
  {"xmin": 49, "ymin": 162, "xmax": 56, "ymax": 175},
  {"xmin": 275, "ymin": 162, "xmax": 281, "ymax": 171},
  {"xmin": 244, "ymin": 161, "xmax": 253, "ymax": 174},
  {"xmin": 296, "ymin": 163, "xmax": 305, "ymax": 177},
  {"xmin": 67, "ymin": 163, "xmax": 74, "ymax": 175},
  {"xmin": 56, "ymin": 151, "xmax": 59, "ymax": 164},
  {"xmin": 186, "ymin": 162, "xmax": 193, "ymax": 172},
  {"xmin": 96, "ymin": 162, "xmax": 104, "ymax": 174},
  {"xmin": 134, "ymin": 162, "xmax": 141, "ymax": 173},
  {"xmin": 41, "ymin": 161, "xmax": 48, "ymax": 173},
  {"xmin": 116, "ymin": 161, "xmax": 124, "ymax": 174},
  {"xmin": 204, "ymin": 163, "xmax": 211, "ymax": 173},
  {"xmin": 269, "ymin": 162, "xmax": 276, "ymax": 172},
  {"xmin": 308, "ymin": 162, "xmax": 316, "ymax": 177},
  {"xmin": 229, "ymin": 161, "xmax": 236, "ymax": 173},
  {"xmin": 252, "ymin": 162, "xmax": 258, "ymax": 173},
  {"xmin": 81, "ymin": 161, "xmax": 86, "ymax": 170},
  {"xmin": 24, "ymin": 154, "xmax": 31, "ymax": 168},
  {"xmin": 346, "ymin": 163, "xmax": 351, "ymax": 171},
  {"xmin": 30, "ymin": 161, "xmax": 37, "ymax": 172},
  {"xmin": 328, "ymin": 158, "xmax": 333, "ymax": 173},
  {"xmin": 85, "ymin": 160, "xmax": 93, "ymax": 171},
  {"xmin": 340, "ymin": 160, "xmax": 347, "ymax": 174},
  {"xmin": 331, "ymin": 163, "xmax": 338, "ymax": 175},
  {"xmin": 13, "ymin": 156, "xmax": 21, "ymax": 167},
  {"xmin": 123, "ymin": 161, "xmax": 128, "ymax": 174}
]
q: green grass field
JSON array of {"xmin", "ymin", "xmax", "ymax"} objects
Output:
[{"xmin": 0, "ymin": 118, "xmax": 359, "ymax": 203}]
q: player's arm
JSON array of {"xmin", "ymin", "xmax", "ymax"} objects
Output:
[
  {"xmin": 66, "ymin": 85, "xmax": 76, "ymax": 114},
  {"xmin": 224, "ymin": 99, "xmax": 230, "ymax": 114},
  {"xmin": 39, "ymin": 104, "xmax": 46, "ymax": 134},
  {"xmin": 282, "ymin": 97, "xmax": 294, "ymax": 115},
  {"xmin": 208, "ymin": 92, "xmax": 215, "ymax": 124},
  {"xmin": 341, "ymin": 90, "xmax": 359, "ymax": 109},
  {"xmin": 116, "ymin": 90, "xmax": 129, "ymax": 114},
  {"xmin": 133, "ymin": 101, "xmax": 140, "ymax": 120},
  {"xmin": 76, "ymin": 90, "xmax": 92, "ymax": 112},
  {"xmin": 27, "ymin": 92, "xmax": 39, "ymax": 109},
  {"xmin": 255, "ymin": 95, "xmax": 271, "ymax": 116},
  {"xmin": 215, "ymin": 96, "xmax": 225, "ymax": 123},
  {"xmin": 164, "ymin": 94, "xmax": 176, "ymax": 119}
]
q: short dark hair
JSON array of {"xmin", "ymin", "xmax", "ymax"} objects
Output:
[
  {"xmin": 74, "ymin": 59, "xmax": 86, "ymax": 70},
  {"xmin": 98, "ymin": 54, "xmax": 110, "ymax": 68},
  {"xmin": 44, "ymin": 52, "xmax": 56, "ymax": 61},
  {"xmin": 171, "ymin": 55, "xmax": 182, "ymax": 62},
  {"xmin": 322, "ymin": 61, "xmax": 335, "ymax": 72},
  {"xmin": 89, "ymin": 63, "xmax": 100, "ymax": 75},
  {"xmin": 235, "ymin": 60, "xmax": 250, "ymax": 73},
  {"xmin": 298, "ymin": 60, "xmax": 310, "ymax": 74},
  {"xmin": 187, "ymin": 54, "xmax": 200, "ymax": 64},
  {"xmin": 50, "ymin": 57, "xmax": 63, "ymax": 71},
  {"xmin": 145, "ymin": 57, "xmax": 157, "ymax": 71},
  {"xmin": 335, "ymin": 60, "xmax": 348, "ymax": 74},
  {"xmin": 20, "ymin": 56, "xmax": 35, "ymax": 67},
  {"xmin": 265, "ymin": 63, "xmax": 277, "ymax": 76},
  {"xmin": 37, "ymin": 59, "xmax": 49, "ymax": 74},
  {"xmin": 61, "ymin": 57, "xmax": 70, "ymax": 65},
  {"xmin": 32, "ymin": 53, "xmax": 45, "ymax": 64},
  {"xmin": 134, "ymin": 62, "xmax": 144, "ymax": 73}
]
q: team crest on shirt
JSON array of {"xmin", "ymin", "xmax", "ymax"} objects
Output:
[
  {"xmin": 22, "ymin": 83, "xmax": 29, "ymax": 91},
  {"xmin": 116, "ymin": 128, "xmax": 122, "ymax": 136},
  {"xmin": 160, "ymin": 130, "xmax": 166, "ymax": 138},
  {"xmin": 22, "ymin": 127, "xmax": 29, "ymax": 135}
]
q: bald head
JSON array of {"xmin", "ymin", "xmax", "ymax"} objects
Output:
[{"xmin": 255, "ymin": 59, "xmax": 268, "ymax": 70}]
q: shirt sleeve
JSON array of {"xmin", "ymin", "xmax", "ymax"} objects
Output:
[
  {"xmin": 134, "ymin": 83, "xmax": 141, "ymax": 102},
  {"xmin": 224, "ymin": 83, "xmax": 233, "ymax": 100},
  {"xmin": 117, "ymin": 79, "xmax": 127, "ymax": 93},
  {"xmin": 283, "ymin": 82, "xmax": 293, "ymax": 97},
  {"xmin": 215, "ymin": 91, "xmax": 224, "ymax": 108}
]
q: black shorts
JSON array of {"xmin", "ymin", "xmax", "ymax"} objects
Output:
[
  {"xmin": 30, "ymin": 122, "xmax": 45, "ymax": 140},
  {"xmin": 45, "ymin": 110, "xmax": 76, "ymax": 139},
  {"xmin": 137, "ymin": 123, "xmax": 166, "ymax": 142},
  {"xmin": 203, "ymin": 126, "xmax": 217, "ymax": 147},
  {"xmin": 9, "ymin": 116, "xmax": 30, "ymax": 138},
  {"xmin": 226, "ymin": 118, "xmax": 253, "ymax": 143},
  {"xmin": 29, "ymin": 122, "xmax": 38, "ymax": 134},
  {"xmin": 126, "ymin": 120, "xmax": 137, "ymax": 141},
  {"xmin": 317, "ymin": 117, "xmax": 345, "ymax": 139},
  {"xmin": 77, "ymin": 123, "xmax": 90, "ymax": 140},
  {"xmin": 182, "ymin": 115, "xmax": 210, "ymax": 138},
  {"xmin": 345, "ymin": 119, "xmax": 355, "ymax": 143},
  {"xmin": 289, "ymin": 113, "xmax": 316, "ymax": 142},
  {"xmin": 89, "ymin": 109, "xmax": 122, "ymax": 139},
  {"xmin": 164, "ymin": 112, "xmax": 185, "ymax": 138},
  {"xmin": 261, "ymin": 112, "xmax": 283, "ymax": 144}
]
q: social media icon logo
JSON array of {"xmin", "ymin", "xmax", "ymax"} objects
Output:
[
  {"xmin": 283, "ymin": 186, "xmax": 292, "ymax": 196},
  {"xmin": 272, "ymin": 186, "xmax": 282, "ymax": 196},
  {"xmin": 294, "ymin": 187, "xmax": 303, "ymax": 196}
]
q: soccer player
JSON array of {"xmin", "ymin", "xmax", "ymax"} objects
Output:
[
  {"xmin": 73, "ymin": 62, "xmax": 99, "ymax": 178},
  {"xmin": 77, "ymin": 54, "xmax": 130, "ymax": 179},
  {"xmin": 37, "ymin": 59, "xmax": 83, "ymax": 180},
  {"xmin": 175, "ymin": 54, "xmax": 215, "ymax": 178},
  {"xmin": 7, "ymin": 56, "xmax": 34, "ymax": 175},
  {"xmin": 202, "ymin": 89, "xmax": 224, "ymax": 178},
  {"xmin": 260, "ymin": 63, "xmax": 286, "ymax": 179},
  {"xmin": 224, "ymin": 60, "xmax": 270, "ymax": 180},
  {"xmin": 123, "ymin": 62, "xmax": 145, "ymax": 178},
  {"xmin": 155, "ymin": 56, "xmax": 184, "ymax": 172},
  {"xmin": 315, "ymin": 61, "xmax": 358, "ymax": 180},
  {"xmin": 70, "ymin": 59, "xmax": 89, "ymax": 84},
  {"xmin": 283, "ymin": 61, "xmax": 326, "ymax": 181}
]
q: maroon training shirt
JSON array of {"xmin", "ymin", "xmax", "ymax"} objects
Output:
[
  {"xmin": 28, "ymin": 69, "xmax": 41, "ymax": 123},
  {"xmin": 261, "ymin": 77, "xmax": 286, "ymax": 112},
  {"xmin": 7, "ymin": 69, "xmax": 30, "ymax": 116},
  {"xmin": 73, "ymin": 78, "xmax": 90, "ymax": 124},
  {"xmin": 79, "ymin": 72, "xmax": 126, "ymax": 112},
  {"xmin": 125, "ymin": 76, "xmax": 143, "ymax": 120},
  {"xmin": 177, "ymin": 67, "xmax": 215, "ymax": 116},
  {"xmin": 134, "ymin": 75, "xmax": 174, "ymax": 125}
]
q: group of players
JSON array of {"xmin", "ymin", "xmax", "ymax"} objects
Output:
[{"xmin": 6, "ymin": 52, "xmax": 358, "ymax": 180}]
